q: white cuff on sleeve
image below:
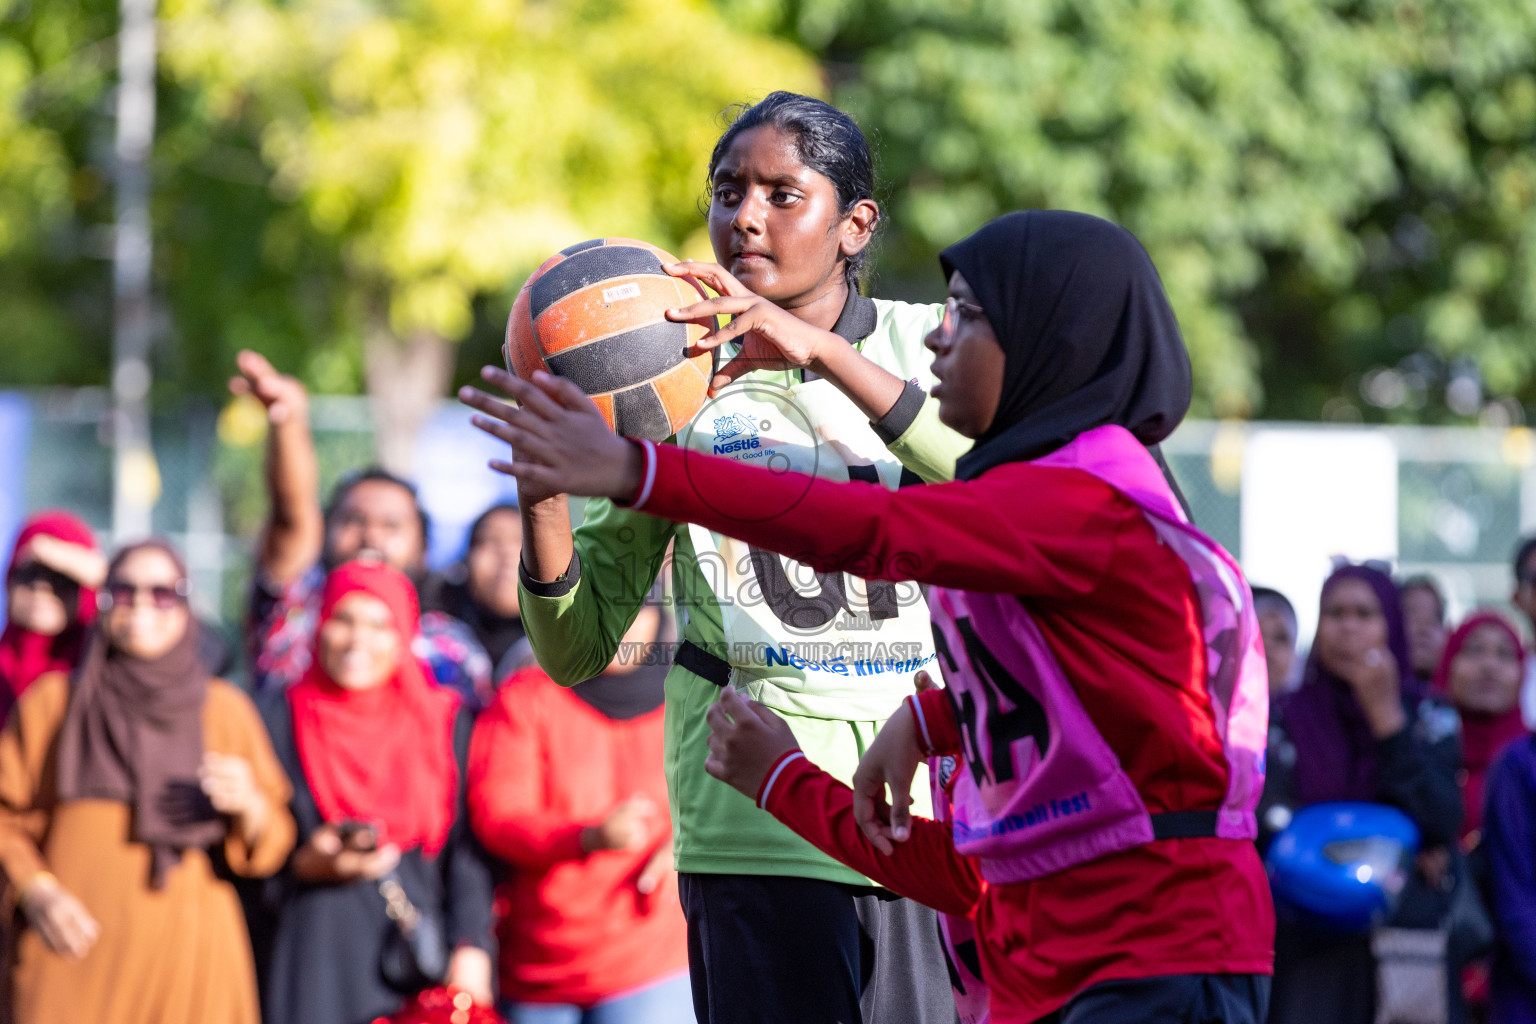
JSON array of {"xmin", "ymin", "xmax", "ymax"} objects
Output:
[
  {"xmin": 631, "ymin": 439, "xmax": 658, "ymax": 510},
  {"xmin": 757, "ymin": 751, "xmax": 807, "ymax": 809},
  {"xmin": 908, "ymin": 694, "xmax": 934, "ymax": 756}
]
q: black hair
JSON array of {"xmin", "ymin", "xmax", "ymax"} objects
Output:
[
  {"xmin": 1396, "ymin": 573, "xmax": 1446, "ymax": 622},
  {"xmin": 324, "ymin": 466, "xmax": 430, "ymax": 544},
  {"xmin": 1515, "ymin": 534, "xmax": 1536, "ymax": 582},
  {"xmin": 1250, "ymin": 586, "xmax": 1297, "ymax": 629},
  {"xmin": 707, "ymin": 91, "xmax": 879, "ymax": 291},
  {"xmin": 466, "ymin": 502, "xmax": 520, "ymax": 552}
]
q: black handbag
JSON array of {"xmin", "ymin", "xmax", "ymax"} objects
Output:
[
  {"xmin": 377, "ymin": 871, "xmax": 448, "ymax": 991},
  {"xmin": 1443, "ymin": 854, "xmax": 1495, "ymax": 962}
]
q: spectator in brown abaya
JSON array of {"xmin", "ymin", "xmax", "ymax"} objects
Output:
[{"xmin": 0, "ymin": 540, "xmax": 295, "ymax": 1024}]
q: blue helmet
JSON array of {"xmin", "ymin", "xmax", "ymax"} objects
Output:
[{"xmin": 1265, "ymin": 801, "xmax": 1420, "ymax": 934}]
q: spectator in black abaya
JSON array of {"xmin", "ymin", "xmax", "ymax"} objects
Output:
[{"xmin": 260, "ymin": 561, "xmax": 496, "ymax": 1023}]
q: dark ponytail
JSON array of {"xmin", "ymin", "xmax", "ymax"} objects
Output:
[{"xmin": 707, "ymin": 92, "xmax": 879, "ymax": 292}]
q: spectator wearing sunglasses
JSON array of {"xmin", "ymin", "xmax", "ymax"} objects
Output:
[
  {"xmin": 0, "ymin": 512, "xmax": 105, "ymax": 723},
  {"xmin": 0, "ymin": 540, "xmax": 295, "ymax": 1024}
]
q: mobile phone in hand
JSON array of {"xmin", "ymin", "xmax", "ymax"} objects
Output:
[{"xmin": 335, "ymin": 820, "xmax": 379, "ymax": 852}]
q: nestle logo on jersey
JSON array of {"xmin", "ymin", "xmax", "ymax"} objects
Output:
[
  {"xmin": 712, "ymin": 413, "xmax": 755, "ymax": 442},
  {"xmin": 712, "ymin": 413, "xmax": 761, "ymax": 454}
]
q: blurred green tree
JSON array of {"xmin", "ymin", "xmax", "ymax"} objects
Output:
[
  {"xmin": 1, "ymin": 0, "xmax": 818, "ymax": 470},
  {"xmin": 0, "ymin": 0, "xmax": 351, "ymax": 398},
  {"xmin": 9, "ymin": 0, "xmax": 1532, "ymax": 434},
  {"xmin": 0, "ymin": 0, "xmax": 120, "ymax": 387},
  {"xmin": 717, "ymin": 0, "xmax": 1536, "ymax": 422},
  {"xmin": 161, "ymin": 0, "xmax": 819, "ymax": 468}
]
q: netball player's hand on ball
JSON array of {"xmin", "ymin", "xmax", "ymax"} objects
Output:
[
  {"xmin": 851, "ymin": 699, "xmax": 926, "ymax": 855},
  {"xmin": 663, "ymin": 275, "xmax": 844, "ymax": 393},
  {"xmin": 662, "ymin": 260, "xmax": 754, "ymax": 300},
  {"xmin": 704, "ymin": 685, "xmax": 801, "ymax": 799},
  {"xmin": 463, "ymin": 368, "xmax": 646, "ymax": 502}
]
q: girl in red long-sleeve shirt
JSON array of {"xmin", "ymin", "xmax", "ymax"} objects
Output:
[
  {"xmin": 702, "ymin": 676, "xmax": 992, "ymax": 1023},
  {"xmin": 467, "ymin": 210, "xmax": 1275, "ymax": 1024}
]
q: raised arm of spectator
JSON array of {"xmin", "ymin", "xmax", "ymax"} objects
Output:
[{"xmin": 230, "ymin": 350, "xmax": 322, "ymax": 586}]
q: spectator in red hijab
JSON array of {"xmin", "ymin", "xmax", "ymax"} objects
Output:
[
  {"xmin": 1438, "ymin": 615, "xmax": 1526, "ymax": 1024},
  {"xmin": 1437, "ymin": 612, "xmax": 1528, "ymax": 847},
  {"xmin": 0, "ymin": 512, "xmax": 104, "ymax": 721},
  {"xmin": 257, "ymin": 561, "xmax": 497, "ymax": 1024}
]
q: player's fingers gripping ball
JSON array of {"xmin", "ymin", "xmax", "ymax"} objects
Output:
[{"xmin": 506, "ymin": 238, "xmax": 714, "ymax": 441}]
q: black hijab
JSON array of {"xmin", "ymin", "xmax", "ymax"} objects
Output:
[{"xmin": 940, "ymin": 210, "xmax": 1192, "ymax": 481}]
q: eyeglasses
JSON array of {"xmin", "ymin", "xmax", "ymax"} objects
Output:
[
  {"xmin": 938, "ymin": 296, "xmax": 988, "ymax": 347},
  {"xmin": 106, "ymin": 579, "xmax": 190, "ymax": 610},
  {"xmin": 943, "ymin": 296, "xmax": 987, "ymax": 326}
]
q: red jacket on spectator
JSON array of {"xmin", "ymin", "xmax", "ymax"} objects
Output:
[{"xmin": 466, "ymin": 666, "xmax": 686, "ymax": 1007}]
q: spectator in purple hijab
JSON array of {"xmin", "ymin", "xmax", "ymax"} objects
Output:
[{"xmin": 1261, "ymin": 564, "xmax": 1466, "ymax": 1024}]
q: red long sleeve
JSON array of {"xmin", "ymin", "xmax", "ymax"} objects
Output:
[
  {"xmin": 467, "ymin": 684, "xmax": 589, "ymax": 869},
  {"xmin": 912, "ymin": 689, "xmax": 963, "ymax": 757},
  {"xmin": 633, "ymin": 440, "xmax": 1129, "ymax": 597},
  {"xmin": 761, "ymin": 754, "xmax": 983, "ymax": 919},
  {"xmin": 630, "ymin": 440, "xmax": 1276, "ymax": 1021}
]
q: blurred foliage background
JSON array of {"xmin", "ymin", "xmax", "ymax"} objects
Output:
[{"xmin": 3, "ymin": 0, "xmax": 1535, "ymax": 447}]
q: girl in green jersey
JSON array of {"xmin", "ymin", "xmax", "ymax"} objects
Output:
[{"xmin": 463, "ymin": 92, "xmax": 966, "ymax": 1024}]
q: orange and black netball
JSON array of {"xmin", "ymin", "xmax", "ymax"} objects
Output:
[{"xmin": 504, "ymin": 238, "xmax": 712, "ymax": 441}]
